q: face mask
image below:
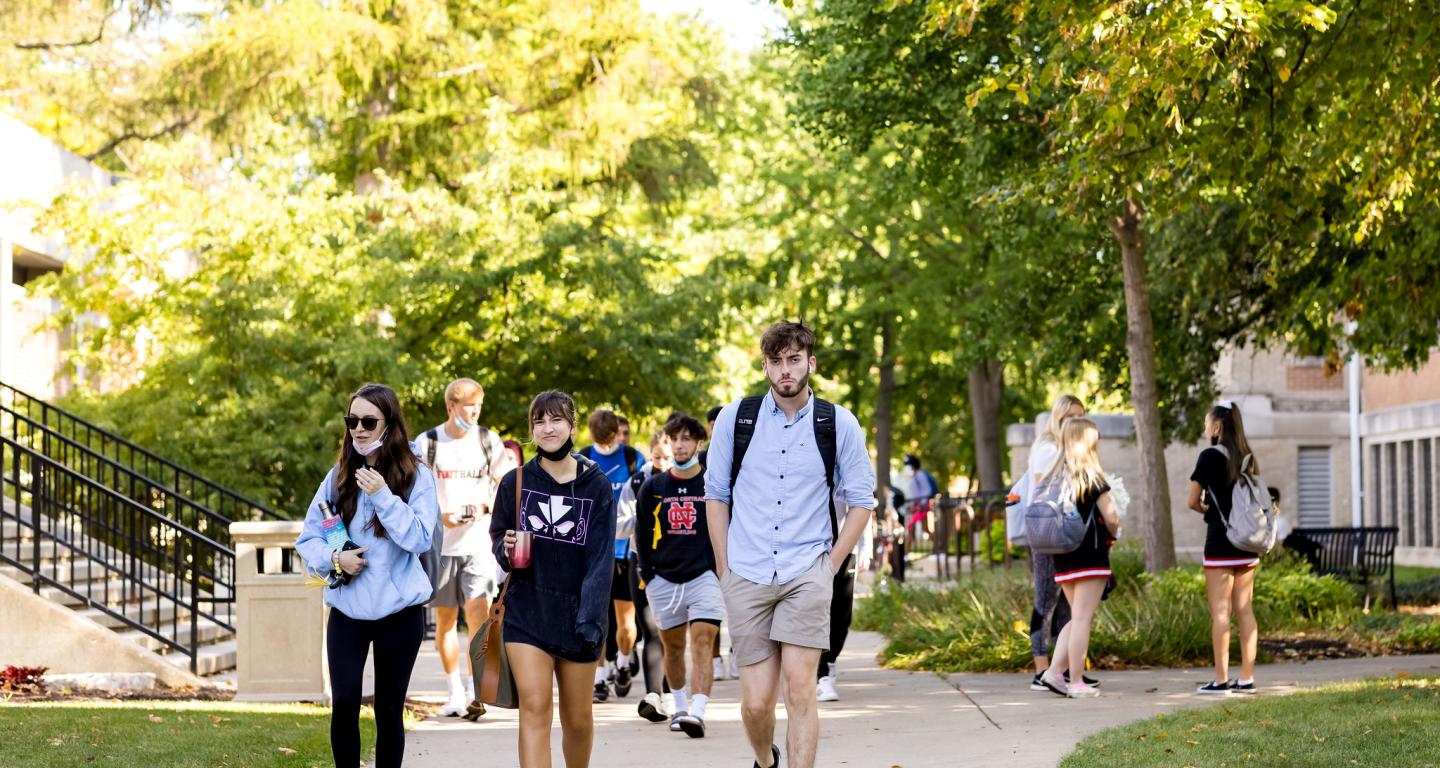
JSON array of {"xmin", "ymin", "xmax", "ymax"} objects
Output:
[
  {"xmin": 592, "ymin": 442, "xmax": 619, "ymax": 456},
  {"xmin": 353, "ymin": 428, "xmax": 387, "ymax": 457},
  {"xmin": 537, "ymin": 437, "xmax": 574, "ymax": 462},
  {"xmin": 673, "ymin": 455, "xmax": 699, "ymax": 471},
  {"xmin": 453, "ymin": 416, "xmax": 474, "ymax": 432},
  {"xmin": 1210, "ymin": 434, "xmax": 1220, "ymax": 447}
]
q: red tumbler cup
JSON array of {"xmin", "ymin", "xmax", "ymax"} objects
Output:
[{"xmin": 511, "ymin": 530, "xmax": 533, "ymax": 569}]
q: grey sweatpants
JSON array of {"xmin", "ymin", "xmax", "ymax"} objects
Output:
[{"xmin": 1029, "ymin": 552, "xmax": 1071, "ymax": 657}]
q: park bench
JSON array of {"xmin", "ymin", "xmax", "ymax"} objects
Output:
[{"xmin": 1284, "ymin": 526, "xmax": 1398, "ymax": 608}]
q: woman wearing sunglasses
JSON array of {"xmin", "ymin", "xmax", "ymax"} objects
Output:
[{"xmin": 296, "ymin": 383, "xmax": 439, "ymax": 768}]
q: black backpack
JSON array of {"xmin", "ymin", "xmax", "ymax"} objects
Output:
[{"xmin": 729, "ymin": 396, "xmax": 840, "ymax": 542}]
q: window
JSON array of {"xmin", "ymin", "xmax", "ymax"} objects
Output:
[
  {"xmin": 1370, "ymin": 444, "xmax": 1382, "ymax": 526},
  {"xmin": 1422, "ymin": 439, "xmax": 1435, "ymax": 548},
  {"xmin": 1386, "ymin": 442, "xmax": 1398, "ymax": 527},
  {"xmin": 1403, "ymin": 441, "xmax": 1417, "ymax": 546},
  {"xmin": 1297, "ymin": 447, "xmax": 1333, "ymax": 527}
]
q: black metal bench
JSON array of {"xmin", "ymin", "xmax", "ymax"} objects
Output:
[{"xmin": 1284, "ymin": 526, "xmax": 1398, "ymax": 607}]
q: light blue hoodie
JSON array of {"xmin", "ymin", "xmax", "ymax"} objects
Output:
[{"xmin": 295, "ymin": 447, "xmax": 439, "ymax": 621}]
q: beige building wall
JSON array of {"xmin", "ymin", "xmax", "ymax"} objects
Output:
[
  {"xmin": 1359, "ymin": 350, "xmax": 1440, "ymax": 567},
  {"xmin": 0, "ymin": 110, "xmax": 117, "ymax": 398}
]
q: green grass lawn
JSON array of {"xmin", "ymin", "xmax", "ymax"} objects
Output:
[
  {"xmin": 1061, "ymin": 676, "xmax": 1440, "ymax": 768},
  {"xmin": 0, "ymin": 700, "xmax": 374, "ymax": 768}
]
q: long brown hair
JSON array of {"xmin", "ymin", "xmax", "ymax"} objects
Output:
[
  {"xmin": 1208, "ymin": 403, "xmax": 1257, "ymax": 484},
  {"xmin": 333, "ymin": 383, "xmax": 417, "ymax": 539}
]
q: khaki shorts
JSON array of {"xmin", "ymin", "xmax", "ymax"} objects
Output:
[{"xmin": 722, "ymin": 553, "xmax": 834, "ymax": 667}]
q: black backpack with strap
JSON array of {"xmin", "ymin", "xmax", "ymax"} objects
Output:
[{"xmin": 729, "ymin": 396, "xmax": 840, "ymax": 542}]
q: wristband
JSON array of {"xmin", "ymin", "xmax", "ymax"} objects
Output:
[{"xmin": 332, "ymin": 549, "xmax": 342, "ymax": 573}]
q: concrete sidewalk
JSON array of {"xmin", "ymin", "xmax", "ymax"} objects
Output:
[{"xmin": 387, "ymin": 634, "xmax": 1440, "ymax": 768}]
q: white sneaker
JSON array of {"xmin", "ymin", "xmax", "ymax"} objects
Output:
[
  {"xmin": 638, "ymin": 691, "xmax": 669, "ymax": 723},
  {"xmin": 440, "ymin": 690, "xmax": 468, "ymax": 717},
  {"xmin": 1067, "ymin": 682, "xmax": 1100, "ymax": 699},
  {"xmin": 726, "ymin": 651, "xmax": 739, "ymax": 680},
  {"xmin": 816, "ymin": 675, "xmax": 839, "ymax": 702},
  {"xmin": 713, "ymin": 657, "xmax": 728, "ymax": 682}
]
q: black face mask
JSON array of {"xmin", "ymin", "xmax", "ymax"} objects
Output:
[
  {"xmin": 1210, "ymin": 434, "xmax": 1220, "ymax": 447},
  {"xmin": 537, "ymin": 437, "xmax": 574, "ymax": 462}
]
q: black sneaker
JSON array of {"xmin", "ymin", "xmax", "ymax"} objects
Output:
[
  {"xmin": 753, "ymin": 743, "xmax": 780, "ymax": 768},
  {"xmin": 1196, "ymin": 681, "xmax": 1232, "ymax": 695},
  {"xmin": 615, "ymin": 663, "xmax": 633, "ymax": 698},
  {"xmin": 1230, "ymin": 679, "xmax": 1257, "ymax": 694},
  {"xmin": 593, "ymin": 682, "xmax": 610, "ymax": 703},
  {"xmin": 675, "ymin": 712, "xmax": 706, "ymax": 738},
  {"xmin": 1062, "ymin": 672, "xmax": 1102, "ymax": 688},
  {"xmin": 1030, "ymin": 673, "xmax": 1048, "ymax": 692},
  {"xmin": 462, "ymin": 701, "xmax": 486, "ymax": 721}
]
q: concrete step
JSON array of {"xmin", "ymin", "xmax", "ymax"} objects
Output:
[
  {"xmin": 117, "ymin": 617, "xmax": 233, "ymax": 654},
  {"xmin": 0, "ymin": 559, "xmax": 120, "ymax": 587},
  {"xmin": 164, "ymin": 639, "xmax": 237, "ymax": 677},
  {"xmin": 0, "ymin": 536, "xmax": 122, "ymax": 565}
]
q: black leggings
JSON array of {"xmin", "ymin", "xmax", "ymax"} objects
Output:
[
  {"xmin": 818, "ymin": 554, "xmax": 856, "ymax": 678},
  {"xmin": 328, "ymin": 604, "xmax": 424, "ymax": 768},
  {"xmin": 628, "ymin": 554, "xmax": 667, "ymax": 694}
]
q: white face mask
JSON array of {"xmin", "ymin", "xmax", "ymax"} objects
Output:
[
  {"xmin": 353, "ymin": 428, "xmax": 387, "ymax": 457},
  {"xmin": 453, "ymin": 416, "xmax": 474, "ymax": 432}
]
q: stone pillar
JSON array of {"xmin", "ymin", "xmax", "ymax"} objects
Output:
[{"xmin": 231, "ymin": 521, "xmax": 329, "ymax": 702}]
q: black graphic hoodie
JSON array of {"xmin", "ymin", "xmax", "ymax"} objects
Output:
[{"xmin": 490, "ymin": 454, "xmax": 615, "ymax": 662}]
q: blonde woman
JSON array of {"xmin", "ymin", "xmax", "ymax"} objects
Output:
[
  {"xmin": 1036, "ymin": 419, "xmax": 1118, "ymax": 699},
  {"xmin": 1025, "ymin": 396, "xmax": 1098, "ymax": 692},
  {"xmin": 1187, "ymin": 402, "xmax": 1261, "ymax": 694}
]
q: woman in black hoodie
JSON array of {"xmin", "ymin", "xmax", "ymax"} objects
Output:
[{"xmin": 491, "ymin": 390, "xmax": 615, "ymax": 768}]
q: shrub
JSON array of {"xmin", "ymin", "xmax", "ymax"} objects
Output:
[
  {"xmin": 0, "ymin": 666, "xmax": 46, "ymax": 693},
  {"xmin": 859, "ymin": 550, "xmax": 1367, "ymax": 673},
  {"xmin": 1396, "ymin": 576, "xmax": 1440, "ymax": 607}
]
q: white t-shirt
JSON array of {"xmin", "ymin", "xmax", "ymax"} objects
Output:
[
  {"xmin": 1028, "ymin": 441, "xmax": 1059, "ymax": 486},
  {"xmin": 416, "ymin": 425, "xmax": 514, "ymax": 557}
]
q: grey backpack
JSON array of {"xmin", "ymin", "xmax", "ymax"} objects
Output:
[
  {"xmin": 1208, "ymin": 446, "xmax": 1278, "ymax": 555},
  {"xmin": 1024, "ymin": 475, "xmax": 1087, "ymax": 555}
]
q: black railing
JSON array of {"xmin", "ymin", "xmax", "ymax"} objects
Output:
[
  {"xmin": 2, "ymin": 436, "xmax": 232, "ymax": 673},
  {"xmin": 0, "ymin": 382, "xmax": 280, "ymax": 525},
  {"xmin": 889, "ymin": 490, "xmax": 1013, "ymax": 580}
]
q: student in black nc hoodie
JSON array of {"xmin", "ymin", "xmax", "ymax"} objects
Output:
[{"xmin": 491, "ymin": 390, "xmax": 615, "ymax": 768}]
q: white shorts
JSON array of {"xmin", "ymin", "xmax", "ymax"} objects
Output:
[{"xmin": 645, "ymin": 570, "xmax": 725, "ymax": 631}]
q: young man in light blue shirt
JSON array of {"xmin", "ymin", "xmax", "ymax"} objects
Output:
[{"xmin": 705, "ymin": 320, "xmax": 875, "ymax": 768}]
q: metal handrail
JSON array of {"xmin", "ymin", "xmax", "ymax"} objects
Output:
[
  {"xmin": 1, "ymin": 435, "xmax": 234, "ymax": 674},
  {"xmin": 0, "ymin": 382, "xmax": 280, "ymax": 522},
  {"xmin": 2, "ymin": 405, "xmax": 237, "ymax": 537}
]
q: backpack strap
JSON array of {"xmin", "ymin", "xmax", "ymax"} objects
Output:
[
  {"xmin": 425, "ymin": 429, "xmax": 438, "ymax": 468},
  {"xmin": 623, "ymin": 444, "xmax": 640, "ymax": 476},
  {"xmin": 728, "ymin": 396, "xmax": 765, "ymax": 491},
  {"xmin": 475, "ymin": 424, "xmax": 492, "ymax": 477},
  {"xmin": 814, "ymin": 398, "xmax": 839, "ymax": 544},
  {"xmin": 728, "ymin": 395, "xmax": 840, "ymax": 544}
]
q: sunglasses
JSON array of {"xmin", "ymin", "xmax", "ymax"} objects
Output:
[{"xmin": 343, "ymin": 415, "xmax": 384, "ymax": 431}]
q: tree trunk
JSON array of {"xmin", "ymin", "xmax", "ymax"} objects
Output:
[
  {"xmin": 967, "ymin": 357, "xmax": 1005, "ymax": 492},
  {"xmin": 1108, "ymin": 197, "xmax": 1176, "ymax": 572},
  {"xmin": 874, "ymin": 315, "xmax": 896, "ymax": 509}
]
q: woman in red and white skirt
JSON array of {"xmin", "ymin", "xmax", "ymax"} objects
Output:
[{"xmin": 1036, "ymin": 418, "xmax": 1119, "ymax": 699}]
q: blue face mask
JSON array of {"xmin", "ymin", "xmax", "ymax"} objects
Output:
[
  {"xmin": 673, "ymin": 454, "xmax": 699, "ymax": 471},
  {"xmin": 454, "ymin": 416, "xmax": 474, "ymax": 432}
]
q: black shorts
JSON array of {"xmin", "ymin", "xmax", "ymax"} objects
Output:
[
  {"xmin": 1203, "ymin": 520, "xmax": 1261, "ymax": 569},
  {"xmin": 612, "ymin": 556, "xmax": 633, "ymax": 602}
]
